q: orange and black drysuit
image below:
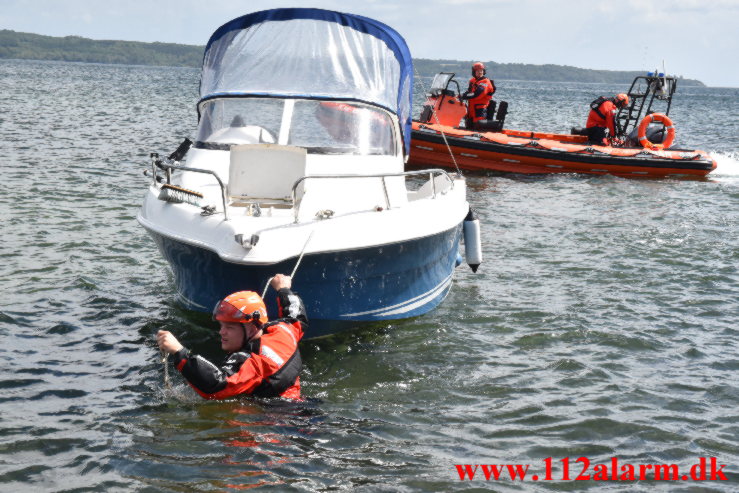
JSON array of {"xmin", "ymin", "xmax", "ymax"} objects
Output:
[
  {"xmin": 173, "ymin": 288, "xmax": 307, "ymax": 400},
  {"xmin": 461, "ymin": 76, "xmax": 496, "ymax": 125},
  {"xmin": 586, "ymin": 96, "xmax": 619, "ymax": 144}
]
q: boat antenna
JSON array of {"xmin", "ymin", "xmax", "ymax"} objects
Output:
[
  {"xmin": 414, "ymin": 67, "xmax": 462, "ymax": 177},
  {"xmin": 262, "ymin": 230, "xmax": 314, "ymax": 299}
]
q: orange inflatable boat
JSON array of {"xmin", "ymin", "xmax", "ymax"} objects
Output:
[{"xmin": 409, "ymin": 73, "xmax": 717, "ymax": 178}]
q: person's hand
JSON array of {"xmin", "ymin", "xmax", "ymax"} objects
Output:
[
  {"xmin": 157, "ymin": 330, "xmax": 184, "ymax": 354},
  {"xmin": 271, "ymin": 274, "xmax": 292, "ymax": 291}
]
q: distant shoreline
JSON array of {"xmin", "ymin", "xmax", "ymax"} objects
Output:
[{"xmin": 0, "ymin": 29, "xmax": 707, "ymax": 87}]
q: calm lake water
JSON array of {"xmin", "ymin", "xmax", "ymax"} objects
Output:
[{"xmin": 1, "ymin": 59, "xmax": 738, "ymax": 491}]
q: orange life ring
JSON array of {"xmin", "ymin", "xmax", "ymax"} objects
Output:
[{"xmin": 637, "ymin": 113, "xmax": 675, "ymax": 149}]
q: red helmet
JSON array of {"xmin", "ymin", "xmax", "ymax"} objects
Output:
[
  {"xmin": 213, "ymin": 291, "xmax": 268, "ymax": 326},
  {"xmin": 615, "ymin": 93, "xmax": 629, "ymax": 108},
  {"xmin": 472, "ymin": 62, "xmax": 486, "ymax": 76}
]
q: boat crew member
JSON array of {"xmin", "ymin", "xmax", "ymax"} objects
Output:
[
  {"xmin": 156, "ymin": 274, "xmax": 308, "ymax": 400},
  {"xmin": 461, "ymin": 62, "xmax": 496, "ymax": 129},
  {"xmin": 586, "ymin": 93, "xmax": 629, "ymax": 145}
]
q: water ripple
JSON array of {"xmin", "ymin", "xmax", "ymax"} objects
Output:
[{"xmin": 0, "ymin": 59, "xmax": 737, "ymax": 491}]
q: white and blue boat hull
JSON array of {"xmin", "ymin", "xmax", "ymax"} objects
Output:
[{"xmin": 148, "ymin": 224, "xmax": 462, "ymax": 337}]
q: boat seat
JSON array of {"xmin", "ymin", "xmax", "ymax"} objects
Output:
[
  {"xmin": 486, "ymin": 100, "xmax": 497, "ymax": 120},
  {"xmin": 228, "ymin": 144, "xmax": 307, "ymax": 205},
  {"xmin": 475, "ymin": 120, "xmax": 504, "ymax": 132},
  {"xmin": 495, "ymin": 101, "xmax": 508, "ymax": 124},
  {"xmin": 471, "ymin": 100, "xmax": 507, "ymax": 132}
]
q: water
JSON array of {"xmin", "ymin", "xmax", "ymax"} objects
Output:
[{"xmin": 1, "ymin": 59, "xmax": 738, "ymax": 491}]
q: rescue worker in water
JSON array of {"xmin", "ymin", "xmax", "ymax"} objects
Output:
[
  {"xmin": 586, "ymin": 93, "xmax": 629, "ymax": 145},
  {"xmin": 156, "ymin": 274, "xmax": 307, "ymax": 400},
  {"xmin": 461, "ymin": 62, "xmax": 496, "ymax": 129}
]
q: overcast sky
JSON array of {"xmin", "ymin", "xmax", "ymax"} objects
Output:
[{"xmin": 1, "ymin": 0, "xmax": 737, "ymax": 86}]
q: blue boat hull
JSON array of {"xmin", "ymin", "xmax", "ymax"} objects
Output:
[{"xmin": 148, "ymin": 225, "xmax": 463, "ymax": 337}]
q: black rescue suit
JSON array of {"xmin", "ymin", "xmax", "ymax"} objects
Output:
[{"xmin": 173, "ymin": 288, "xmax": 308, "ymax": 400}]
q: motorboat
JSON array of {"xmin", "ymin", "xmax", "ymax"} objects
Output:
[
  {"xmin": 137, "ymin": 8, "xmax": 480, "ymax": 337},
  {"xmin": 409, "ymin": 72, "xmax": 717, "ymax": 178}
]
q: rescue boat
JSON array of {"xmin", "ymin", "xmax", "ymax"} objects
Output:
[
  {"xmin": 137, "ymin": 9, "xmax": 479, "ymax": 337},
  {"xmin": 409, "ymin": 73, "xmax": 717, "ymax": 178}
]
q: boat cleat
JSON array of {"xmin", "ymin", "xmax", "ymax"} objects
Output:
[{"xmin": 235, "ymin": 233, "xmax": 260, "ymax": 250}]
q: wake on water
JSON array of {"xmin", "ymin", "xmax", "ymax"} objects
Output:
[{"xmin": 711, "ymin": 151, "xmax": 739, "ymax": 176}]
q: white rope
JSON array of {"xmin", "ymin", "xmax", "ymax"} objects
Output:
[
  {"xmin": 161, "ymin": 350, "xmax": 171, "ymax": 389},
  {"xmin": 413, "ymin": 68, "xmax": 462, "ymax": 177},
  {"xmin": 261, "ymin": 276, "xmax": 274, "ymax": 300},
  {"xmin": 261, "ymin": 230, "xmax": 314, "ymax": 298},
  {"xmin": 290, "ymin": 230, "xmax": 314, "ymax": 278}
]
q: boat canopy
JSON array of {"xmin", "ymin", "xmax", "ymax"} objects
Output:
[{"xmin": 200, "ymin": 8, "xmax": 413, "ymax": 154}]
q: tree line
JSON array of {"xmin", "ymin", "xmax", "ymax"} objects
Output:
[
  {"xmin": 0, "ymin": 30, "xmax": 705, "ymax": 86},
  {"xmin": 414, "ymin": 59, "xmax": 703, "ymax": 86}
]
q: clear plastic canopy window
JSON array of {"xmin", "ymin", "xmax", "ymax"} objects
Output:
[
  {"xmin": 199, "ymin": 9, "xmax": 412, "ymax": 154},
  {"xmin": 197, "ymin": 98, "xmax": 396, "ymax": 156}
]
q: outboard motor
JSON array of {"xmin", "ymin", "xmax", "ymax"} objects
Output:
[{"xmin": 626, "ymin": 124, "xmax": 670, "ymax": 147}]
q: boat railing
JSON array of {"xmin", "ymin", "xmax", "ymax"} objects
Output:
[
  {"xmin": 151, "ymin": 154, "xmax": 453, "ymax": 223},
  {"xmin": 290, "ymin": 169, "xmax": 454, "ymax": 223},
  {"xmin": 151, "ymin": 157, "xmax": 231, "ymax": 220}
]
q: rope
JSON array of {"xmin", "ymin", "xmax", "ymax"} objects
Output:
[
  {"xmin": 261, "ymin": 230, "xmax": 314, "ymax": 299},
  {"xmin": 161, "ymin": 350, "xmax": 171, "ymax": 389},
  {"xmin": 413, "ymin": 68, "xmax": 462, "ymax": 177},
  {"xmin": 290, "ymin": 230, "xmax": 314, "ymax": 278}
]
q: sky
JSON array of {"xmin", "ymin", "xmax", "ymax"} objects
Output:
[{"xmin": 1, "ymin": 0, "xmax": 738, "ymax": 87}]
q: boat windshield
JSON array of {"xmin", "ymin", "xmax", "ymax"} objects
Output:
[
  {"xmin": 197, "ymin": 98, "xmax": 397, "ymax": 155},
  {"xmin": 430, "ymin": 73, "xmax": 454, "ymax": 93}
]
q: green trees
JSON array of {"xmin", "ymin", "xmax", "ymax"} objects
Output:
[
  {"xmin": 0, "ymin": 30, "xmax": 201, "ymax": 67},
  {"xmin": 0, "ymin": 30, "xmax": 705, "ymax": 86},
  {"xmin": 413, "ymin": 59, "xmax": 704, "ymax": 86}
]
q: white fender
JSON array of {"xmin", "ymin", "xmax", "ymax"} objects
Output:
[{"xmin": 463, "ymin": 208, "xmax": 482, "ymax": 273}]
